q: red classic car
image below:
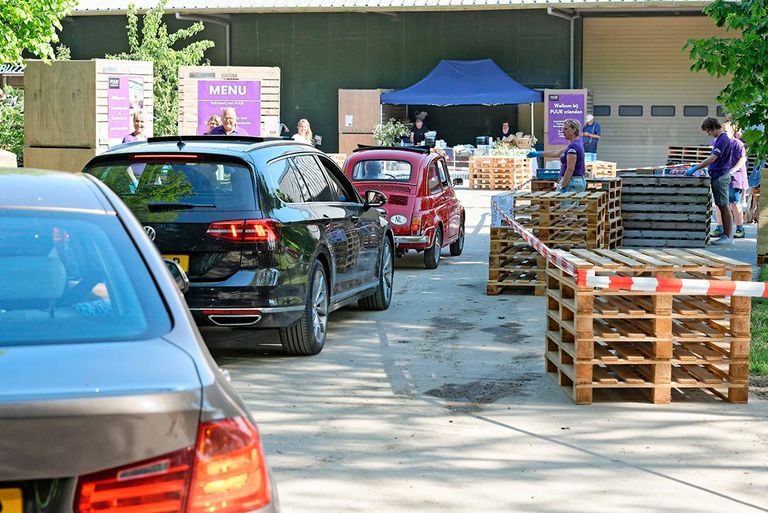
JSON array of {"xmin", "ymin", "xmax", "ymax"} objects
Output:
[{"xmin": 343, "ymin": 146, "xmax": 465, "ymax": 269}]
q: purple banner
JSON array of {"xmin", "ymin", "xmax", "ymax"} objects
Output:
[
  {"xmin": 198, "ymin": 80, "xmax": 261, "ymax": 135},
  {"xmin": 108, "ymin": 76, "xmax": 145, "ymax": 145},
  {"xmin": 547, "ymin": 93, "xmax": 585, "ymax": 145}
]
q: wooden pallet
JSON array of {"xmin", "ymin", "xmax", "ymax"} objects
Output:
[
  {"xmin": 545, "ymin": 248, "xmax": 751, "ymax": 404},
  {"xmin": 487, "ymin": 227, "xmax": 546, "ymax": 295},
  {"xmin": 469, "ymin": 156, "xmax": 533, "ymax": 190},
  {"xmin": 667, "ymin": 145, "xmax": 759, "ymax": 173},
  {"xmin": 585, "ymin": 160, "xmax": 617, "ymax": 178},
  {"xmin": 619, "ymin": 174, "xmax": 711, "ymax": 248}
]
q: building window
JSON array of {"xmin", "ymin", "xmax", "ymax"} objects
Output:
[
  {"xmin": 651, "ymin": 105, "xmax": 676, "ymax": 117},
  {"xmin": 684, "ymin": 105, "xmax": 708, "ymax": 117},
  {"xmin": 618, "ymin": 105, "xmax": 643, "ymax": 117},
  {"xmin": 593, "ymin": 105, "xmax": 611, "ymax": 117},
  {"xmin": 716, "ymin": 106, "xmax": 727, "ymax": 118}
]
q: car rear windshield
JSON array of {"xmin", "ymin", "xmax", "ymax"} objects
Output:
[
  {"xmin": 351, "ymin": 159, "xmax": 413, "ymax": 182},
  {"xmin": 85, "ymin": 160, "xmax": 256, "ymax": 212},
  {"xmin": 0, "ymin": 211, "xmax": 172, "ymax": 345}
]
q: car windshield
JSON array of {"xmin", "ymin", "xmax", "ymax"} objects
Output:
[
  {"xmin": 351, "ymin": 159, "xmax": 412, "ymax": 182},
  {"xmin": 0, "ymin": 211, "xmax": 171, "ymax": 345},
  {"xmin": 85, "ymin": 160, "xmax": 256, "ymax": 212}
]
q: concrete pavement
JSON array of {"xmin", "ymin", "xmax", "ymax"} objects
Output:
[{"xmin": 205, "ymin": 188, "xmax": 768, "ymax": 513}]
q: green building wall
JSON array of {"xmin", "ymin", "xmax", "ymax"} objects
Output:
[{"xmin": 60, "ymin": 9, "xmax": 575, "ymax": 152}]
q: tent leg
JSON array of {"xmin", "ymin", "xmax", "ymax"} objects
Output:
[{"xmin": 530, "ymin": 102, "xmax": 534, "ymax": 137}]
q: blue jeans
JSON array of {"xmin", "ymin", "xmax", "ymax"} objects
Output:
[{"xmin": 557, "ymin": 175, "xmax": 586, "ymax": 193}]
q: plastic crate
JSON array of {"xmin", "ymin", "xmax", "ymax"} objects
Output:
[{"xmin": 536, "ymin": 168, "xmax": 561, "ymax": 180}]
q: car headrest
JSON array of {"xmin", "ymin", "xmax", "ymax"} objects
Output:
[{"xmin": 0, "ymin": 257, "xmax": 66, "ymax": 302}]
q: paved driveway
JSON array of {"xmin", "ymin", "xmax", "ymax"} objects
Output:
[{"xmin": 205, "ymin": 188, "xmax": 768, "ymax": 513}]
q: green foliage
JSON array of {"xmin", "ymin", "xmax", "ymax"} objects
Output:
[
  {"xmin": 107, "ymin": 0, "xmax": 214, "ymax": 136},
  {"xmin": 751, "ymin": 265, "xmax": 768, "ymax": 375},
  {"xmin": 0, "ymin": 0, "xmax": 77, "ymax": 63},
  {"xmin": 685, "ymin": 0, "xmax": 768, "ymax": 158},
  {"xmin": 54, "ymin": 44, "xmax": 71, "ymax": 61},
  {"xmin": 0, "ymin": 87, "xmax": 24, "ymax": 166},
  {"xmin": 373, "ymin": 119, "xmax": 411, "ymax": 147}
]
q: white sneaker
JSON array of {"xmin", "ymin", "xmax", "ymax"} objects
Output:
[{"xmin": 710, "ymin": 236, "xmax": 734, "ymax": 246}]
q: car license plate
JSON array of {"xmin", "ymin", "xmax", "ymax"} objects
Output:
[
  {"xmin": 163, "ymin": 254, "xmax": 189, "ymax": 272},
  {"xmin": 0, "ymin": 488, "xmax": 22, "ymax": 513}
]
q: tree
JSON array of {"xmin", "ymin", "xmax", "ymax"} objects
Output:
[
  {"xmin": 108, "ymin": 0, "xmax": 214, "ymax": 136},
  {"xmin": 0, "ymin": 87, "xmax": 24, "ymax": 165},
  {"xmin": 0, "ymin": 0, "xmax": 77, "ymax": 64},
  {"xmin": 686, "ymin": 0, "xmax": 768, "ymax": 158}
]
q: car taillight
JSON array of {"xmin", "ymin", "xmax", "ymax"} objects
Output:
[
  {"xmin": 74, "ymin": 417, "xmax": 273, "ymax": 513},
  {"xmin": 206, "ymin": 220, "xmax": 280, "ymax": 242},
  {"xmin": 411, "ymin": 216, "xmax": 422, "ymax": 235},
  {"xmin": 75, "ymin": 447, "xmax": 194, "ymax": 513},
  {"xmin": 187, "ymin": 417, "xmax": 272, "ymax": 513}
]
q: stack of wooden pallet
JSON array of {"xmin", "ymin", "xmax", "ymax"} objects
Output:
[
  {"xmin": 620, "ymin": 174, "xmax": 711, "ymax": 247},
  {"xmin": 586, "ymin": 178, "xmax": 623, "ymax": 248},
  {"xmin": 545, "ymin": 248, "xmax": 751, "ymax": 404},
  {"xmin": 667, "ymin": 145, "xmax": 759, "ymax": 172},
  {"xmin": 487, "ymin": 191, "xmax": 607, "ymax": 295},
  {"xmin": 469, "ymin": 156, "xmax": 533, "ymax": 190},
  {"xmin": 585, "ymin": 160, "xmax": 617, "ymax": 178}
]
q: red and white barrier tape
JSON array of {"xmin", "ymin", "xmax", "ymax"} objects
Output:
[{"xmin": 491, "ymin": 200, "xmax": 765, "ymax": 297}]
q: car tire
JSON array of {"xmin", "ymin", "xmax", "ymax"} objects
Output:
[
  {"xmin": 359, "ymin": 236, "xmax": 394, "ymax": 311},
  {"xmin": 279, "ymin": 261, "xmax": 329, "ymax": 356},
  {"xmin": 450, "ymin": 219, "xmax": 465, "ymax": 256},
  {"xmin": 424, "ymin": 226, "xmax": 442, "ymax": 269}
]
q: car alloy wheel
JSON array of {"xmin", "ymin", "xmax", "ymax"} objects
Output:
[
  {"xmin": 311, "ymin": 267, "xmax": 329, "ymax": 343},
  {"xmin": 382, "ymin": 238, "xmax": 393, "ymax": 302}
]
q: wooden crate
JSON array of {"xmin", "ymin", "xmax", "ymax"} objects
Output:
[
  {"xmin": 545, "ymin": 248, "xmax": 751, "ymax": 404},
  {"xmin": 24, "ymin": 59, "xmax": 154, "ymax": 150},
  {"xmin": 469, "ymin": 156, "xmax": 533, "ymax": 190},
  {"xmin": 178, "ymin": 66, "xmax": 280, "ymax": 136},
  {"xmin": 620, "ymin": 174, "xmax": 711, "ymax": 247},
  {"xmin": 487, "ymin": 191, "xmax": 608, "ymax": 296},
  {"xmin": 585, "ymin": 160, "xmax": 617, "ymax": 178}
]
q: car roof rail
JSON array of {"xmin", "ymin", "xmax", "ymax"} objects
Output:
[
  {"xmin": 146, "ymin": 135, "xmax": 290, "ymax": 145},
  {"xmin": 353, "ymin": 145, "xmax": 431, "ymax": 155}
]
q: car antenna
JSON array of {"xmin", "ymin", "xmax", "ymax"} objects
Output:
[{"xmin": 177, "ymin": 136, "xmax": 186, "ymax": 150}]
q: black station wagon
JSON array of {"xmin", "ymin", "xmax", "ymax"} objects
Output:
[{"xmin": 84, "ymin": 136, "xmax": 394, "ymax": 355}]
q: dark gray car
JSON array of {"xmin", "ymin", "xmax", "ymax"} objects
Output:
[{"xmin": 0, "ymin": 169, "xmax": 279, "ymax": 513}]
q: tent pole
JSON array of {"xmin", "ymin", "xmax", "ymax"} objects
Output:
[{"xmin": 530, "ymin": 102, "xmax": 534, "ymax": 136}]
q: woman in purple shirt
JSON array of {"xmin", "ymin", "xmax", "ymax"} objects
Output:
[
  {"xmin": 527, "ymin": 118, "xmax": 586, "ymax": 192},
  {"xmin": 122, "ymin": 110, "xmax": 147, "ymax": 143}
]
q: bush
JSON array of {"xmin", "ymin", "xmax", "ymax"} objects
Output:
[{"xmin": 0, "ymin": 87, "xmax": 24, "ymax": 166}]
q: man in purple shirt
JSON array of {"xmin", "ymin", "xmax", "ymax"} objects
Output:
[
  {"xmin": 687, "ymin": 117, "xmax": 734, "ymax": 245},
  {"xmin": 209, "ymin": 107, "xmax": 249, "ymax": 136}
]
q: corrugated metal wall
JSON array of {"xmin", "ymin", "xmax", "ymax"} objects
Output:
[{"xmin": 582, "ymin": 16, "xmax": 733, "ymax": 168}]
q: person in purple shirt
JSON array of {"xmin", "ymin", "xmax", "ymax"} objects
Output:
[
  {"xmin": 527, "ymin": 118, "xmax": 586, "ymax": 193},
  {"xmin": 121, "ymin": 110, "xmax": 147, "ymax": 143},
  {"xmin": 709, "ymin": 120, "xmax": 749, "ymax": 239},
  {"xmin": 687, "ymin": 117, "xmax": 734, "ymax": 245},
  {"xmin": 209, "ymin": 107, "xmax": 249, "ymax": 136}
]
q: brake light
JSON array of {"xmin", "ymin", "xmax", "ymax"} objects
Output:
[
  {"xmin": 188, "ymin": 417, "xmax": 272, "ymax": 513},
  {"xmin": 411, "ymin": 216, "xmax": 422, "ymax": 235},
  {"xmin": 130, "ymin": 154, "xmax": 201, "ymax": 159},
  {"xmin": 206, "ymin": 220, "xmax": 280, "ymax": 242},
  {"xmin": 75, "ymin": 447, "xmax": 194, "ymax": 513}
]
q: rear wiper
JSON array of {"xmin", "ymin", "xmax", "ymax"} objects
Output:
[{"xmin": 147, "ymin": 202, "xmax": 216, "ymax": 211}]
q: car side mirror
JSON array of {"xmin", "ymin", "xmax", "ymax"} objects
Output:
[
  {"xmin": 364, "ymin": 190, "xmax": 387, "ymax": 209},
  {"xmin": 452, "ymin": 178, "xmax": 463, "ymax": 186},
  {"xmin": 164, "ymin": 259, "xmax": 190, "ymax": 293}
]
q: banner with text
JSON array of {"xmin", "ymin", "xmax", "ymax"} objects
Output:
[
  {"xmin": 108, "ymin": 76, "xmax": 145, "ymax": 145},
  {"xmin": 545, "ymin": 90, "xmax": 586, "ymax": 146},
  {"xmin": 198, "ymin": 80, "xmax": 261, "ymax": 135}
]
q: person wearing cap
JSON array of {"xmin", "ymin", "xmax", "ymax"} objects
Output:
[
  {"xmin": 582, "ymin": 114, "xmax": 601, "ymax": 159},
  {"xmin": 710, "ymin": 120, "xmax": 749, "ymax": 239}
]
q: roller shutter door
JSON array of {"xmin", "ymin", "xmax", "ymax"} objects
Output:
[{"xmin": 583, "ymin": 17, "xmax": 734, "ymax": 168}]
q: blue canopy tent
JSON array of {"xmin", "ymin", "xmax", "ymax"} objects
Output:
[{"xmin": 381, "ymin": 59, "xmax": 543, "ymax": 137}]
